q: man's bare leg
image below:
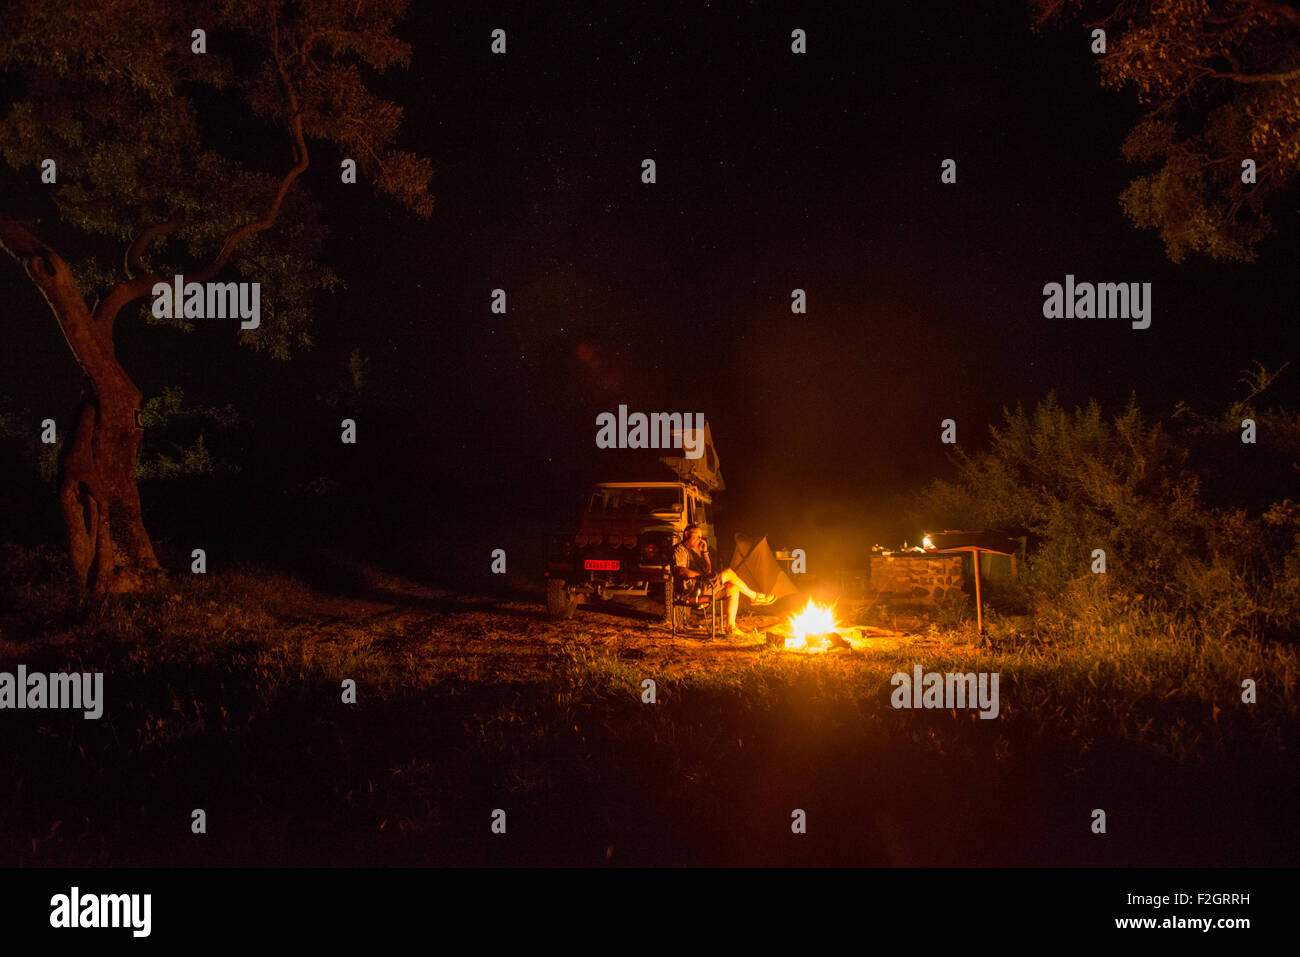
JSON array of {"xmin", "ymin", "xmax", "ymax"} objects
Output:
[{"xmin": 716, "ymin": 568, "xmax": 759, "ymax": 600}]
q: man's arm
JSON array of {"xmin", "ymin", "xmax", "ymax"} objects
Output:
[{"xmin": 673, "ymin": 544, "xmax": 702, "ymax": 578}]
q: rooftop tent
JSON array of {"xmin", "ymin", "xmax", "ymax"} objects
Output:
[{"xmin": 658, "ymin": 419, "xmax": 725, "ymax": 492}]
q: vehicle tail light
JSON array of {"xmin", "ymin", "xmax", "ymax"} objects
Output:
[{"xmin": 639, "ymin": 533, "xmax": 671, "ymax": 565}]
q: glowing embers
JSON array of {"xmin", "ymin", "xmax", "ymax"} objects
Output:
[
  {"xmin": 769, "ymin": 598, "xmax": 842, "ymax": 650},
  {"xmin": 763, "ymin": 600, "xmax": 908, "ymax": 653},
  {"xmin": 784, "ymin": 599, "xmax": 839, "ymax": 650},
  {"xmin": 764, "ymin": 600, "xmax": 905, "ymax": 653}
]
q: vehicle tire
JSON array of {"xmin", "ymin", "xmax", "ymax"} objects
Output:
[
  {"xmin": 657, "ymin": 579, "xmax": 675, "ymax": 626},
  {"xmin": 547, "ymin": 579, "xmax": 580, "ymax": 620},
  {"xmin": 658, "ymin": 580, "xmax": 692, "ymax": 631}
]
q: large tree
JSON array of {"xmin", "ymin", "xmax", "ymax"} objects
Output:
[
  {"xmin": 0, "ymin": 0, "xmax": 432, "ymax": 593},
  {"xmin": 1031, "ymin": 0, "xmax": 1300, "ymax": 261}
]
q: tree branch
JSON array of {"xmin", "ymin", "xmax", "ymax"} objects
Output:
[
  {"xmin": 0, "ymin": 217, "xmax": 118, "ymax": 377},
  {"xmin": 1231, "ymin": 0, "xmax": 1300, "ymax": 30},
  {"xmin": 1210, "ymin": 66, "xmax": 1300, "ymax": 84},
  {"xmin": 94, "ymin": 275, "xmax": 163, "ymax": 327},
  {"xmin": 125, "ymin": 218, "xmax": 184, "ymax": 279},
  {"xmin": 0, "ymin": 218, "xmax": 53, "ymax": 275},
  {"xmin": 185, "ymin": 10, "xmax": 310, "ymax": 285},
  {"xmin": 94, "ymin": 10, "xmax": 312, "ymax": 327}
]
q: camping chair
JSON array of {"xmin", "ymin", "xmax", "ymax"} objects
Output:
[{"xmin": 669, "ymin": 575, "xmax": 720, "ymax": 640}]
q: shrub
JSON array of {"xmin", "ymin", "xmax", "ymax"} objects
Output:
[{"xmin": 913, "ymin": 387, "xmax": 1300, "ymax": 643}]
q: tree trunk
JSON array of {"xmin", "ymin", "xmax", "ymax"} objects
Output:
[
  {"xmin": 1, "ymin": 220, "xmax": 163, "ymax": 594},
  {"xmin": 3, "ymin": 47, "xmax": 314, "ymax": 594},
  {"xmin": 60, "ymin": 387, "xmax": 162, "ymax": 595}
]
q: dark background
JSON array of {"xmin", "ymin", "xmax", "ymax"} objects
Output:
[{"xmin": 2, "ymin": 1, "xmax": 1295, "ymax": 583}]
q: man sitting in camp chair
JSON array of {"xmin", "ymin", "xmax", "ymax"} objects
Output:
[{"xmin": 673, "ymin": 524, "xmax": 774, "ymax": 637}]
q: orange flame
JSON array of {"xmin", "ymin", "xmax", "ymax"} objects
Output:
[{"xmin": 785, "ymin": 599, "xmax": 839, "ymax": 649}]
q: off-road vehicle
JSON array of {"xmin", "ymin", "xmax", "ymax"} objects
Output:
[{"xmin": 546, "ymin": 424, "xmax": 724, "ymax": 626}]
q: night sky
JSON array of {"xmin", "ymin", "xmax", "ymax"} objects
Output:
[{"xmin": 3, "ymin": 1, "xmax": 1296, "ymax": 566}]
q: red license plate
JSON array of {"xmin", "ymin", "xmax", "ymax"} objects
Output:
[{"xmin": 584, "ymin": 559, "xmax": 620, "ymax": 571}]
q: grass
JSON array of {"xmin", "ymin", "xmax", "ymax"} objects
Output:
[{"xmin": 0, "ymin": 560, "xmax": 1296, "ymax": 866}]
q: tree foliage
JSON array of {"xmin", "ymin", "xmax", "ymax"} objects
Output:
[
  {"xmin": 0, "ymin": 1, "xmax": 433, "ymax": 592},
  {"xmin": 914, "ymin": 382, "xmax": 1300, "ymax": 640},
  {"xmin": 1031, "ymin": 0, "xmax": 1300, "ymax": 261},
  {"xmin": 133, "ymin": 386, "xmax": 241, "ymax": 480},
  {"xmin": 1, "ymin": 0, "xmax": 432, "ymax": 356}
]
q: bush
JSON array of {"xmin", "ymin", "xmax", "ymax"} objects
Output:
[{"xmin": 913, "ymin": 388, "xmax": 1300, "ymax": 643}]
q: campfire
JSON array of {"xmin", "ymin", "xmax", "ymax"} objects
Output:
[
  {"xmin": 784, "ymin": 599, "xmax": 840, "ymax": 650},
  {"xmin": 762, "ymin": 599, "xmax": 856, "ymax": 651},
  {"xmin": 763, "ymin": 598, "xmax": 904, "ymax": 653}
]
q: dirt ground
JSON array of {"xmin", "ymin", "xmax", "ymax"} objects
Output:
[
  {"xmin": 3, "ymin": 566, "xmax": 1295, "ymax": 867},
  {"xmin": 271, "ymin": 573, "xmax": 939, "ymax": 677}
]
